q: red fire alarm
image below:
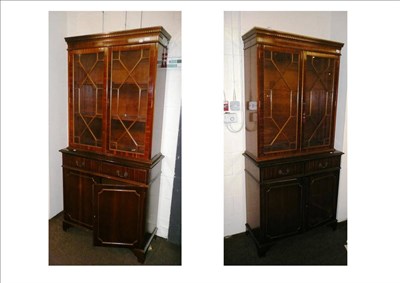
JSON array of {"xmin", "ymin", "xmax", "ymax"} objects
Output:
[{"xmin": 224, "ymin": 101, "xmax": 229, "ymax": 112}]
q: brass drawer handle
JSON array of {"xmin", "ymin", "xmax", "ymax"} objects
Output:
[
  {"xmin": 75, "ymin": 160, "xmax": 85, "ymax": 168},
  {"xmin": 278, "ymin": 168, "xmax": 290, "ymax": 176},
  {"xmin": 318, "ymin": 161, "xmax": 329, "ymax": 169},
  {"xmin": 116, "ymin": 170, "xmax": 128, "ymax": 178}
]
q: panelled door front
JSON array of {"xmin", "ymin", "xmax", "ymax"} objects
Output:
[
  {"xmin": 63, "ymin": 169, "xmax": 99, "ymax": 229},
  {"xmin": 262, "ymin": 179, "xmax": 303, "ymax": 239},
  {"xmin": 93, "ymin": 184, "xmax": 146, "ymax": 248},
  {"xmin": 306, "ymin": 171, "xmax": 339, "ymax": 228}
]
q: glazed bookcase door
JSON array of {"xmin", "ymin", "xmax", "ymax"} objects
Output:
[
  {"xmin": 108, "ymin": 45, "xmax": 153, "ymax": 158},
  {"xmin": 261, "ymin": 47, "xmax": 300, "ymax": 157},
  {"xmin": 301, "ymin": 52, "xmax": 339, "ymax": 151},
  {"xmin": 69, "ymin": 49, "xmax": 107, "ymax": 151}
]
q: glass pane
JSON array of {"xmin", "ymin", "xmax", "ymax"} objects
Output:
[
  {"xmin": 109, "ymin": 48, "xmax": 150, "ymax": 153},
  {"xmin": 73, "ymin": 52, "xmax": 104, "ymax": 147},
  {"xmin": 262, "ymin": 49, "xmax": 299, "ymax": 154},
  {"xmin": 302, "ymin": 55, "xmax": 336, "ymax": 149}
]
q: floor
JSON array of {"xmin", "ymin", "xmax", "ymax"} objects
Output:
[
  {"xmin": 49, "ymin": 212, "xmax": 181, "ymax": 265},
  {"xmin": 224, "ymin": 221, "xmax": 347, "ymax": 265}
]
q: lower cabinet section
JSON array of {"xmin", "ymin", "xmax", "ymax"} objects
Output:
[
  {"xmin": 244, "ymin": 151, "xmax": 343, "ymax": 256},
  {"xmin": 60, "ymin": 149, "xmax": 162, "ymax": 263}
]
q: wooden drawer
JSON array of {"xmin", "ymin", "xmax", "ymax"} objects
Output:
[
  {"xmin": 101, "ymin": 162, "xmax": 148, "ymax": 183},
  {"xmin": 305, "ymin": 156, "xmax": 341, "ymax": 173},
  {"xmin": 63, "ymin": 154, "xmax": 100, "ymax": 172},
  {"xmin": 262, "ymin": 162, "xmax": 303, "ymax": 181}
]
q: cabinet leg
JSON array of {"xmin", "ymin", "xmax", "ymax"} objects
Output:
[
  {"xmin": 329, "ymin": 220, "xmax": 338, "ymax": 231},
  {"xmin": 245, "ymin": 223, "xmax": 273, "ymax": 257},
  {"xmin": 130, "ymin": 228, "xmax": 158, "ymax": 264},
  {"xmin": 62, "ymin": 221, "xmax": 72, "ymax": 231},
  {"xmin": 132, "ymin": 248, "xmax": 146, "ymax": 264},
  {"xmin": 257, "ymin": 246, "xmax": 270, "ymax": 257}
]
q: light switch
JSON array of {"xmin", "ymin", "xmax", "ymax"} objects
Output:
[
  {"xmin": 249, "ymin": 101, "xmax": 257, "ymax": 111},
  {"xmin": 230, "ymin": 101, "xmax": 240, "ymax": 111}
]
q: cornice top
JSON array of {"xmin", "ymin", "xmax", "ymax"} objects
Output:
[
  {"xmin": 242, "ymin": 27, "xmax": 344, "ymax": 50},
  {"xmin": 65, "ymin": 26, "xmax": 171, "ymax": 49}
]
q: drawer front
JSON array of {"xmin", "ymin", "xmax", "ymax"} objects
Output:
[
  {"xmin": 63, "ymin": 154, "xmax": 100, "ymax": 172},
  {"xmin": 101, "ymin": 162, "xmax": 148, "ymax": 184},
  {"xmin": 262, "ymin": 163, "xmax": 303, "ymax": 181},
  {"xmin": 305, "ymin": 156, "xmax": 341, "ymax": 173}
]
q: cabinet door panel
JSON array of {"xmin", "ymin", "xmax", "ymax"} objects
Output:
[
  {"xmin": 261, "ymin": 48, "xmax": 300, "ymax": 155},
  {"xmin": 93, "ymin": 185, "xmax": 145, "ymax": 247},
  {"xmin": 63, "ymin": 170, "xmax": 98, "ymax": 228},
  {"xmin": 307, "ymin": 172, "xmax": 339, "ymax": 228},
  {"xmin": 263, "ymin": 179, "xmax": 303, "ymax": 239},
  {"xmin": 109, "ymin": 46, "xmax": 151, "ymax": 155},
  {"xmin": 70, "ymin": 50, "xmax": 106, "ymax": 149},
  {"xmin": 302, "ymin": 53, "xmax": 338, "ymax": 150}
]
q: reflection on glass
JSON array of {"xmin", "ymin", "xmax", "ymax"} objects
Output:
[
  {"xmin": 263, "ymin": 49, "xmax": 299, "ymax": 153},
  {"xmin": 73, "ymin": 52, "xmax": 104, "ymax": 147},
  {"xmin": 303, "ymin": 56, "xmax": 336, "ymax": 148},
  {"xmin": 109, "ymin": 48, "xmax": 150, "ymax": 153}
]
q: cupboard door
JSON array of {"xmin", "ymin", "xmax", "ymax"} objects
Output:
[
  {"xmin": 262, "ymin": 179, "xmax": 303, "ymax": 239},
  {"xmin": 306, "ymin": 171, "xmax": 339, "ymax": 228},
  {"xmin": 261, "ymin": 47, "xmax": 300, "ymax": 156},
  {"xmin": 70, "ymin": 50, "xmax": 106, "ymax": 150},
  {"xmin": 63, "ymin": 169, "xmax": 99, "ymax": 229},
  {"xmin": 109, "ymin": 45, "xmax": 152, "ymax": 156},
  {"xmin": 93, "ymin": 184, "xmax": 145, "ymax": 247},
  {"xmin": 302, "ymin": 53, "xmax": 339, "ymax": 150}
]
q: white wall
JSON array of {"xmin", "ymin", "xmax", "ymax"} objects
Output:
[
  {"xmin": 224, "ymin": 11, "xmax": 247, "ymax": 236},
  {"xmin": 49, "ymin": 11, "xmax": 68, "ymax": 219},
  {"xmin": 331, "ymin": 11, "xmax": 347, "ymax": 222},
  {"xmin": 48, "ymin": 11, "xmax": 182, "ymax": 239},
  {"xmin": 224, "ymin": 11, "xmax": 348, "ymax": 236}
]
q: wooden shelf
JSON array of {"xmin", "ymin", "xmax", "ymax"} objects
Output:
[{"xmin": 110, "ymin": 115, "xmax": 146, "ymax": 123}]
